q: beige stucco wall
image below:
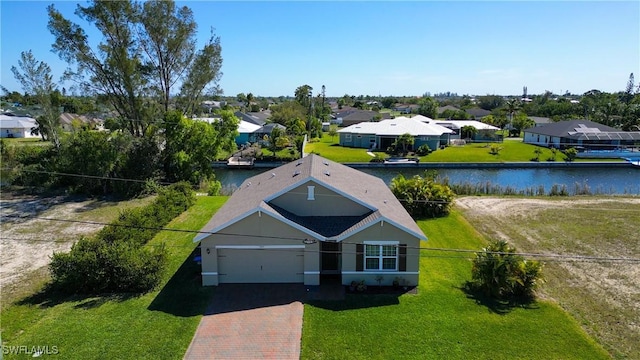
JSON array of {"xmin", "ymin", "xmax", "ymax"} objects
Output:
[
  {"xmin": 200, "ymin": 211, "xmax": 320, "ymax": 286},
  {"xmin": 269, "ymin": 181, "xmax": 370, "ymax": 217},
  {"xmin": 341, "ymin": 220, "xmax": 422, "ymax": 287}
]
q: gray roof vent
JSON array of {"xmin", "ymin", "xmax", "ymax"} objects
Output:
[
  {"xmin": 296, "ymin": 161, "xmax": 303, "ymax": 166},
  {"xmin": 324, "ymin": 170, "xmax": 330, "ymax": 176},
  {"xmin": 323, "ymin": 160, "xmax": 329, "ymax": 166},
  {"xmin": 270, "ymin": 172, "xmax": 276, "ymax": 178},
  {"xmin": 293, "ymin": 170, "xmax": 300, "ymax": 177}
]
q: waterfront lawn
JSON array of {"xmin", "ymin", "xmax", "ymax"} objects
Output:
[
  {"xmin": 306, "ymin": 135, "xmax": 377, "ymax": 162},
  {"xmin": 1, "ymin": 196, "xmax": 227, "ymax": 360},
  {"xmin": 305, "ymin": 134, "xmax": 562, "ymax": 163},
  {"xmin": 301, "ymin": 211, "xmax": 609, "ymax": 359},
  {"xmin": 422, "ymin": 141, "xmax": 558, "ymax": 162}
]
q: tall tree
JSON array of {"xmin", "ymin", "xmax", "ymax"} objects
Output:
[
  {"xmin": 246, "ymin": 92, "xmax": 254, "ymax": 110},
  {"xmin": 10, "ymin": 50, "xmax": 61, "ymax": 148},
  {"xmin": 504, "ymin": 99, "xmax": 521, "ymax": 135},
  {"xmin": 47, "ymin": 0, "xmax": 223, "ymax": 135},
  {"xmin": 294, "ymin": 84, "xmax": 313, "ymax": 110},
  {"xmin": 621, "ymin": 73, "xmax": 635, "ymax": 105},
  {"xmin": 138, "ymin": 0, "xmax": 196, "ymax": 112}
]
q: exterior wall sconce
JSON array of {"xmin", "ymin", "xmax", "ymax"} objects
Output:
[{"xmin": 206, "ymin": 248, "xmax": 210, "ymax": 254}]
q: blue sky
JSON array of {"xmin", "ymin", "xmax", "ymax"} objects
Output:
[{"xmin": 1, "ymin": 1, "xmax": 639, "ymax": 97}]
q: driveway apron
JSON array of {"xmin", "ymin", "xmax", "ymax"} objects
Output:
[{"xmin": 184, "ymin": 284, "xmax": 306, "ymax": 360}]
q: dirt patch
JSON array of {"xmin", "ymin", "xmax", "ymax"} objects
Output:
[
  {"xmin": 0, "ymin": 194, "xmax": 107, "ymax": 291},
  {"xmin": 456, "ymin": 196, "xmax": 640, "ymax": 358},
  {"xmin": 1, "ymin": 192, "xmax": 154, "ymax": 297}
]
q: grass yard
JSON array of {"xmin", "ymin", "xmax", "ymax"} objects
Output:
[
  {"xmin": 1, "ymin": 196, "xmax": 227, "ymax": 360},
  {"xmin": 457, "ymin": 197, "xmax": 640, "ymax": 359},
  {"xmin": 305, "ymin": 134, "xmax": 377, "ymax": 162},
  {"xmin": 305, "ymin": 133, "xmax": 620, "ymax": 163},
  {"xmin": 0, "ymin": 137, "xmax": 51, "ymax": 146},
  {"xmin": 301, "ymin": 210, "xmax": 609, "ymax": 360},
  {"xmin": 423, "ymin": 140, "xmax": 556, "ymax": 162}
]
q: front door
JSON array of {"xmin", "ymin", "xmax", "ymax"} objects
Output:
[{"xmin": 320, "ymin": 241, "xmax": 341, "ymax": 275}]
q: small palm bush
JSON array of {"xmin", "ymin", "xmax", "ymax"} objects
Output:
[{"xmin": 467, "ymin": 240, "xmax": 544, "ymax": 299}]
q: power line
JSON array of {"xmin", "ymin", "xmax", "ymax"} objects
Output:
[
  {"xmin": 3, "ymin": 213, "xmax": 640, "ymax": 264},
  {"xmin": 0, "ymin": 167, "xmax": 172, "ymax": 185}
]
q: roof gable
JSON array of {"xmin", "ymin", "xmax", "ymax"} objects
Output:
[{"xmin": 194, "ymin": 155, "xmax": 425, "ymax": 242}]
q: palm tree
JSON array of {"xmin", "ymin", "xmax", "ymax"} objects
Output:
[
  {"xmin": 246, "ymin": 92, "xmax": 254, "ymax": 110},
  {"xmin": 504, "ymin": 99, "xmax": 521, "ymax": 137}
]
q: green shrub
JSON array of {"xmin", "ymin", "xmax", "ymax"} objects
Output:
[
  {"xmin": 369, "ymin": 153, "xmax": 387, "ymax": 163},
  {"xmin": 390, "ymin": 172, "xmax": 454, "ymax": 218},
  {"xmin": 467, "ymin": 240, "xmax": 544, "ymax": 299},
  {"xmin": 49, "ymin": 182, "xmax": 195, "ymax": 294},
  {"xmin": 563, "ymin": 147, "xmax": 578, "ymax": 161},
  {"xmin": 489, "ymin": 144, "xmax": 503, "ymax": 155},
  {"xmin": 415, "ymin": 144, "xmax": 431, "ymax": 156},
  {"xmin": 50, "ymin": 238, "xmax": 166, "ymax": 293}
]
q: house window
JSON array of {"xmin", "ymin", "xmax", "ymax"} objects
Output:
[
  {"xmin": 307, "ymin": 185, "xmax": 315, "ymax": 200},
  {"xmin": 364, "ymin": 241, "xmax": 398, "ymax": 271},
  {"xmin": 345, "ymin": 134, "xmax": 352, "ymax": 142}
]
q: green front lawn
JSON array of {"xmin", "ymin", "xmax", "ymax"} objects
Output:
[
  {"xmin": 305, "ymin": 134, "xmax": 377, "ymax": 162},
  {"xmin": 301, "ymin": 211, "xmax": 609, "ymax": 359},
  {"xmin": 305, "ymin": 133, "xmax": 622, "ymax": 163},
  {"xmin": 423, "ymin": 140, "xmax": 552, "ymax": 162},
  {"xmin": 1, "ymin": 196, "xmax": 227, "ymax": 360}
]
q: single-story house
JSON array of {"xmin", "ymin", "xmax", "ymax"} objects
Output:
[
  {"xmin": 234, "ymin": 111, "xmax": 271, "ymax": 126},
  {"xmin": 201, "ymin": 100, "xmax": 226, "ymax": 112},
  {"xmin": 332, "ymin": 109, "xmax": 391, "ymax": 127},
  {"xmin": 194, "ymin": 116, "xmax": 260, "ymax": 146},
  {"xmin": 59, "ymin": 113, "xmax": 104, "ymax": 131},
  {"xmin": 529, "ymin": 116, "xmax": 552, "ymax": 127},
  {"xmin": 392, "ymin": 104, "xmax": 419, "ymax": 114},
  {"xmin": 523, "ymin": 119, "xmax": 640, "ymax": 149},
  {"xmin": 464, "ymin": 107, "xmax": 491, "ymax": 119},
  {"xmin": 250, "ymin": 123, "xmax": 286, "ymax": 144},
  {"xmin": 430, "ymin": 120, "xmax": 500, "ymax": 141},
  {"xmin": 0, "ymin": 114, "xmax": 38, "ymax": 138},
  {"xmin": 338, "ymin": 116, "xmax": 453, "ymax": 151},
  {"xmin": 194, "ymin": 154, "xmax": 426, "ymax": 286}
]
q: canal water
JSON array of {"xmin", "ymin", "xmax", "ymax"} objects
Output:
[{"xmin": 214, "ymin": 166, "xmax": 640, "ymax": 195}]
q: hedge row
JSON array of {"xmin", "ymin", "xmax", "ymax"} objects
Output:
[{"xmin": 49, "ymin": 182, "xmax": 196, "ymax": 294}]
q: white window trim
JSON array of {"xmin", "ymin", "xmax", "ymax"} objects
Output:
[
  {"xmin": 345, "ymin": 134, "xmax": 352, "ymax": 141},
  {"xmin": 363, "ymin": 241, "xmax": 399, "ymax": 271}
]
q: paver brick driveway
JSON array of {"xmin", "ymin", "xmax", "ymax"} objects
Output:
[{"xmin": 184, "ymin": 284, "xmax": 306, "ymax": 360}]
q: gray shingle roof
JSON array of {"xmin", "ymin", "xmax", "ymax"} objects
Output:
[
  {"xmin": 194, "ymin": 154, "xmax": 425, "ymax": 242},
  {"xmin": 523, "ymin": 119, "xmax": 622, "ymax": 138}
]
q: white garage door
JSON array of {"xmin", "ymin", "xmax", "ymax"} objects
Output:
[{"xmin": 217, "ymin": 246, "xmax": 304, "ymax": 283}]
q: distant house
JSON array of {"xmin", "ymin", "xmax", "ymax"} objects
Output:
[
  {"xmin": 523, "ymin": 119, "xmax": 640, "ymax": 149},
  {"xmin": 0, "ymin": 114, "xmax": 38, "ymax": 138},
  {"xmin": 194, "ymin": 116, "xmax": 260, "ymax": 146},
  {"xmin": 392, "ymin": 104, "xmax": 419, "ymax": 114},
  {"xmin": 431, "ymin": 120, "xmax": 500, "ymax": 141},
  {"xmin": 234, "ymin": 111, "xmax": 271, "ymax": 126},
  {"xmin": 437, "ymin": 105, "xmax": 461, "ymax": 114},
  {"xmin": 332, "ymin": 109, "xmax": 391, "ymax": 127},
  {"xmin": 528, "ymin": 116, "xmax": 552, "ymax": 127},
  {"xmin": 59, "ymin": 113, "xmax": 104, "ymax": 131},
  {"xmin": 194, "ymin": 154, "xmax": 426, "ymax": 287},
  {"xmin": 338, "ymin": 115, "xmax": 453, "ymax": 151},
  {"xmin": 250, "ymin": 123, "xmax": 286, "ymax": 144},
  {"xmin": 464, "ymin": 107, "xmax": 491, "ymax": 119},
  {"xmin": 201, "ymin": 100, "xmax": 226, "ymax": 112}
]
